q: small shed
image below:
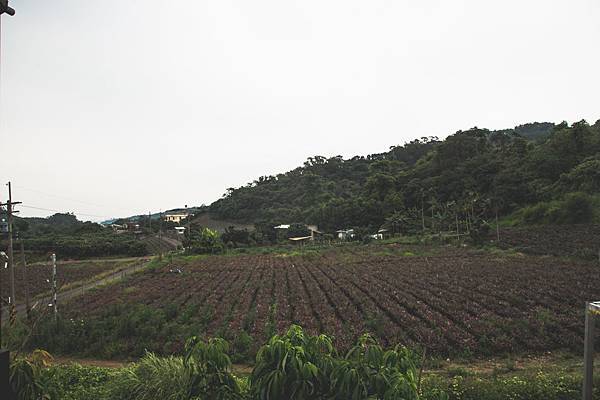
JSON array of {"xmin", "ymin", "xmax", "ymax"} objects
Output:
[{"xmin": 288, "ymin": 236, "xmax": 312, "ymax": 244}]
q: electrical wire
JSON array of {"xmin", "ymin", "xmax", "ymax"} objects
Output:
[
  {"xmin": 17, "ymin": 204, "xmax": 113, "ymax": 220},
  {"xmin": 11, "ymin": 184, "xmax": 109, "ymax": 209}
]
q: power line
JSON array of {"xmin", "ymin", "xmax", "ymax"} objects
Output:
[
  {"xmin": 11, "ymin": 184, "xmax": 110, "ymax": 209},
  {"xmin": 5, "ymin": 185, "xmax": 135, "ymax": 219},
  {"xmin": 17, "ymin": 204, "xmax": 112, "ymax": 220}
]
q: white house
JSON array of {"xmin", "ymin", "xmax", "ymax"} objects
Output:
[{"xmin": 164, "ymin": 213, "xmax": 189, "ymax": 224}]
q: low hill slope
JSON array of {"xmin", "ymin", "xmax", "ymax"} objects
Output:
[{"xmin": 209, "ymin": 120, "xmax": 600, "ymax": 232}]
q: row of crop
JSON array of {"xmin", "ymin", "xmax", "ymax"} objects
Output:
[
  {"xmin": 20, "ymin": 251, "xmax": 600, "ymax": 360},
  {"xmin": 323, "ymin": 250, "xmax": 597, "ymax": 355},
  {"xmin": 0, "ymin": 261, "xmax": 125, "ymax": 300}
]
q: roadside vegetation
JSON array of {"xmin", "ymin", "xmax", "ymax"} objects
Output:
[{"xmin": 8, "ymin": 327, "xmax": 600, "ymax": 400}]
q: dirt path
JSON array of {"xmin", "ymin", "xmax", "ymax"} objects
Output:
[
  {"xmin": 50, "ymin": 353, "xmax": 600, "ymax": 379},
  {"xmin": 28, "ymin": 256, "xmax": 151, "ymax": 266},
  {"xmin": 2, "ymin": 258, "xmax": 153, "ymax": 322},
  {"xmin": 160, "ymin": 236, "xmax": 182, "ymax": 248},
  {"xmin": 53, "ymin": 357, "xmax": 253, "ymax": 376},
  {"xmin": 54, "ymin": 356, "xmax": 129, "ymax": 369}
]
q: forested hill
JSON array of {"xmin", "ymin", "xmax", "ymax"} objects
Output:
[{"xmin": 209, "ymin": 120, "xmax": 600, "ymax": 232}]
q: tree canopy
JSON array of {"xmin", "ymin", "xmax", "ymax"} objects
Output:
[{"xmin": 209, "ymin": 121, "xmax": 600, "ymax": 231}]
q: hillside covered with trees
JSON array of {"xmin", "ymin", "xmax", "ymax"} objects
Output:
[
  {"xmin": 4, "ymin": 213, "xmax": 147, "ymax": 258},
  {"xmin": 209, "ymin": 120, "xmax": 600, "ymax": 232}
]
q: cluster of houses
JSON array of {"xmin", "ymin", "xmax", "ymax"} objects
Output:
[
  {"xmin": 109, "ymin": 211, "xmax": 193, "ymax": 236},
  {"xmin": 109, "ymin": 211, "xmax": 390, "ymax": 243},
  {"xmin": 109, "ymin": 222, "xmax": 142, "ymax": 234},
  {"xmin": 275, "ymin": 224, "xmax": 390, "ymax": 243},
  {"xmin": 163, "ymin": 212, "xmax": 193, "ymax": 235},
  {"xmin": 335, "ymin": 228, "xmax": 390, "ymax": 241}
]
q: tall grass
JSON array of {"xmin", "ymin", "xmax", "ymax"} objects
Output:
[{"xmin": 108, "ymin": 353, "xmax": 194, "ymax": 400}]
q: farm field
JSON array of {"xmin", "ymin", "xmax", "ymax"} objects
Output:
[
  {"xmin": 497, "ymin": 224, "xmax": 600, "ymax": 260},
  {"xmin": 0, "ymin": 258, "xmax": 144, "ymax": 300},
  {"xmin": 49, "ymin": 244, "xmax": 600, "ymax": 359}
]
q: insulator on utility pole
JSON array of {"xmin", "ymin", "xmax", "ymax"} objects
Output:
[
  {"xmin": 1, "ymin": 182, "xmax": 21, "ymax": 327},
  {"xmin": 0, "ymin": 0, "xmax": 15, "ymax": 16}
]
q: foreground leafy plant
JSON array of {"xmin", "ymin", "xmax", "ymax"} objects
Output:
[
  {"xmin": 10, "ymin": 349, "xmax": 56, "ymax": 400},
  {"xmin": 249, "ymin": 325, "xmax": 335, "ymax": 400},
  {"xmin": 249, "ymin": 325, "xmax": 447, "ymax": 400},
  {"xmin": 183, "ymin": 336, "xmax": 244, "ymax": 399},
  {"xmin": 108, "ymin": 337, "xmax": 243, "ymax": 400}
]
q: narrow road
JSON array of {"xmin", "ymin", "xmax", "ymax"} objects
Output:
[
  {"xmin": 28, "ymin": 256, "xmax": 150, "ymax": 266},
  {"xmin": 2, "ymin": 258, "xmax": 153, "ymax": 322}
]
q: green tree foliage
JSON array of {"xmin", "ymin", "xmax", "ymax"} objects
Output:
[
  {"xmin": 286, "ymin": 223, "xmax": 311, "ymax": 238},
  {"xmin": 22, "ymin": 232, "xmax": 147, "ymax": 258},
  {"xmin": 108, "ymin": 346, "xmax": 243, "ymax": 400},
  {"xmin": 209, "ymin": 121, "xmax": 599, "ymax": 231},
  {"xmin": 10, "ymin": 349, "xmax": 57, "ymax": 400},
  {"xmin": 185, "ymin": 228, "xmax": 224, "ymax": 254},
  {"xmin": 249, "ymin": 325, "xmax": 335, "ymax": 400},
  {"xmin": 249, "ymin": 325, "xmax": 443, "ymax": 400},
  {"xmin": 4, "ymin": 213, "xmax": 148, "ymax": 258},
  {"xmin": 519, "ymin": 192, "xmax": 594, "ymax": 225},
  {"xmin": 222, "ymin": 227, "xmax": 252, "ymax": 247}
]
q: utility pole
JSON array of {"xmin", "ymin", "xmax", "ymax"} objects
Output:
[
  {"xmin": 158, "ymin": 211, "xmax": 163, "ymax": 260},
  {"xmin": 583, "ymin": 301, "xmax": 599, "ymax": 400},
  {"xmin": 420, "ymin": 195, "xmax": 425, "ymax": 233},
  {"xmin": 19, "ymin": 238, "xmax": 30, "ymax": 321},
  {"xmin": 0, "ymin": 251, "xmax": 7, "ymax": 347},
  {"xmin": 0, "ymin": 6, "xmax": 17, "ymax": 397},
  {"xmin": 186, "ymin": 205, "xmax": 191, "ymax": 238},
  {"xmin": 51, "ymin": 253, "xmax": 58, "ymax": 325},
  {"xmin": 1, "ymin": 182, "xmax": 21, "ymax": 326},
  {"xmin": 495, "ymin": 209, "xmax": 500, "ymax": 242}
]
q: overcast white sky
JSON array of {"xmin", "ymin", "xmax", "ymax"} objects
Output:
[{"xmin": 1, "ymin": 0, "xmax": 599, "ymax": 221}]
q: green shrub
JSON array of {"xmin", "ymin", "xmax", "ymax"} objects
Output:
[
  {"xmin": 249, "ymin": 325, "xmax": 335, "ymax": 400},
  {"xmin": 249, "ymin": 325, "xmax": 443, "ymax": 400},
  {"xmin": 518, "ymin": 192, "xmax": 595, "ymax": 225},
  {"xmin": 231, "ymin": 331, "xmax": 254, "ymax": 364},
  {"xmin": 10, "ymin": 350, "xmax": 56, "ymax": 400},
  {"xmin": 108, "ymin": 353, "xmax": 195, "ymax": 400},
  {"xmin": 186, "ymin": 228, "xmax": 224, "ymax": 255},
  {"xmin": 51, "ymin": 364, "xmax": 118, "ymax": 400},
  {"xmin": 107, "ymin": 337, "xmax": 243, "ymax": 400},
  {"xmin": 422, "ymin": 371, "xmax": 599, "ymax": 400}
]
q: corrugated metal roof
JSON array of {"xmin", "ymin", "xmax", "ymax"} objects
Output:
[{"xmin": 289, "ymin": 236, "xmax": 312, "ymax": 241}]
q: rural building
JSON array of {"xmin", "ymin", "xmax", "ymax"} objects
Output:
[
  {"xmin": 164, "ymin": 213, "xmax": 189, "ymax": 224},
  {"xmin": 288, "ymin": 225, "xmax": 323, "ymax": 242},
  {"xmin": 288, "ymin": 235, "xmax": 312, "ymax": 244},
  {"xmin": 336, "ymin": 229, "xmax": 355, "ymax": 240},
  {"xmin": 370, "ymin": 228, "xmax": 390, "ymax": 240},
  {"xmin": 174, "ymin": 226, "xmax": 186, "ymax": 235},
  {"xmin": 308, "ymin": 225, "xmax": 322, "ymax": 240}
]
